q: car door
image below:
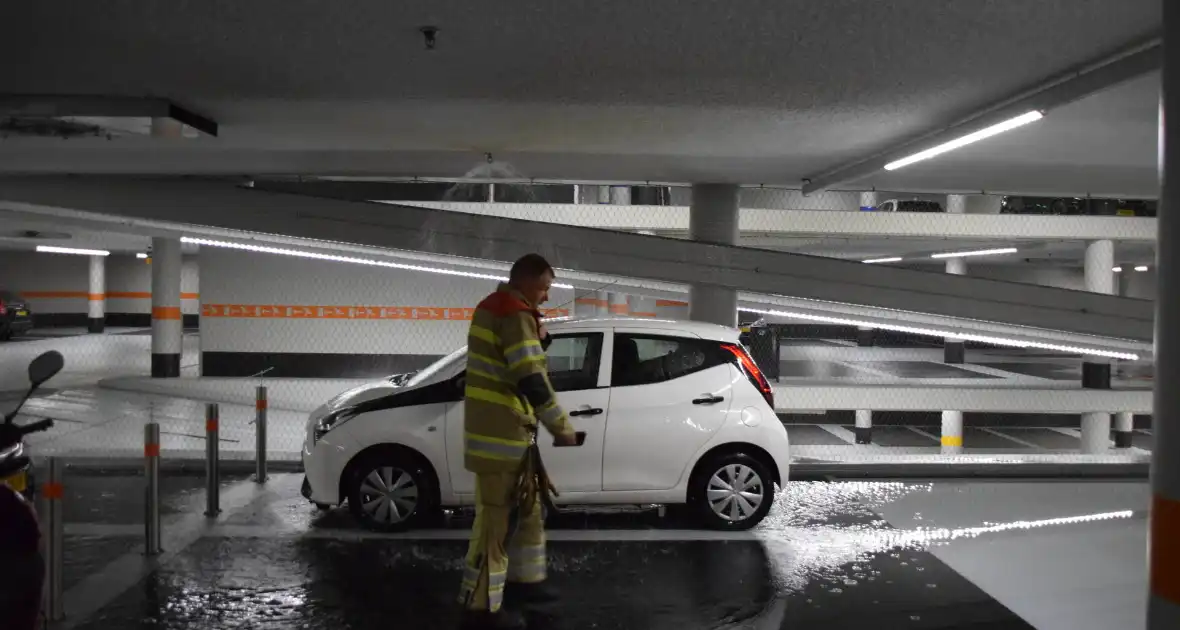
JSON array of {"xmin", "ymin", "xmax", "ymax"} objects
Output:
[
  {"xmin": 602, "ymin": 331, "xmax": 737, "ymax": 492},
  {"xmin": 446, "ymin": 330, "xmax": 609, "ymax": 497}
]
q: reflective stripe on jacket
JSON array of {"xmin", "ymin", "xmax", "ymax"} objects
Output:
[{"xmin": 464, "ymin": 284, "xmax": 573, "ymax": 473}]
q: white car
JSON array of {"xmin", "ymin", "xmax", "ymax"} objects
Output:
[{"xmin": 301, "ymin": 317, "xmax": 789, "ymax": 531}]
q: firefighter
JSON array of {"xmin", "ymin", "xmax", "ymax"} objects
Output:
[{"xmin": 458, "ymin": 253, "xmax": 578, "ymax": 629}]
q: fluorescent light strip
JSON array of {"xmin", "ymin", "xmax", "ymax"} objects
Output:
[
  {"xmin": 930, "ymin": 247, "xmax": 1018, "ymax": 259},
  {"xmin": 36, "ymin": 245, "xmax": 110, "ymax": 256},
  {"xmin": 180, "ymin": 237, "xmax": 575, "ymax": 289},
  {"xmin": 743, "ymin": 307, "xmax": 1139, "ymax": 361},
  {"xmin": 136, "ymin": 253, "xmax": 149, "ymax": 259},
  {"xmin": 1135, "ymin": 265, "xmax": 1149, "ymax": 272},
  {"xmin": 884, "ymin": 110, "xmax": 1045, "ymax": 171},
  {"xmin": 862, "ymin": 257, "xmax": 903, "ymax": 264},
  {"xmin": 1112, "ymin": 266, "xmax": 1123, "ymax": 273}
]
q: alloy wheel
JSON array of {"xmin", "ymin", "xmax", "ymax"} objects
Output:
[
  {"xmin": 706, "ymin": 463, "xmax": 764, "ymax": 523},
  {"xmin": 358, "ymin": 466, "xmax": 419, "ymax": 525}
]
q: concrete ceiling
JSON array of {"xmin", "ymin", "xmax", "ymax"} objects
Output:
[
  {"xmin": 0, "ymin": 1, "xmax": 1161, "ymax": 195},
  {"xmin": 0, "ymin": 210, "xmax": 1154, "ymax": 270}
]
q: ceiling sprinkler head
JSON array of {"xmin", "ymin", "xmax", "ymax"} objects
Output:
[{"xmin": 420, "ymin": 26, "xmax": 439, "ymax": 50}]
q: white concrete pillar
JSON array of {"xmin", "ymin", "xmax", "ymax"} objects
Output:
[
  {"xmin": 655, "ymin": 299, "xmax": 688, "ymax": 320},
  {"xmin": 945, "ymin": 194, "xmax": 968, "ymax": 215},
  {"xmin": 594, "ymin": 291, "xmax": 610, "ymax": 316},
  {"xmin": 608, "ymin": 186, "xmax": 632, "ymax": 206},
  {"xmin": 150, "ymin": 237, "xmax": 183, "ymax": 378},
  {"xmin": 1114, "ymin": 411, "xmax": 1135, "ymax": 449},
  {"xmin": 574, "ymin": 296, "xmax": 599, "ymax": 318},
  {"xmin": 941, "ymin": 410, "xmax": 963, "ymax": 455},
  {"xmin": 608, "ymin": 292, "xmax": 629, "ymax": 316},
  {"xmin": 87, "ymin": 255, "xmax": 105, "ymax": 333},
  {"xmin": 943, "ymin": 257, "xmax": 968, "ymax": 364},
  {"xmin": 1150, "ymin": 17, "xmax": 1180, "ymax": 621},
  {"xmin": 1081, "ymin": 239, "xmax": 1115, "ymax": 453},
  {"xmin": 150, "ymin": 118, "xmax": 184, "ymax": 138},
  {"xmin": 596, "ymin": 186, "xmax": 611, "ymax": 204},
  {"xmin": 859, "ymin": 191, "xmax": 879, "ymax": 211},
  {"xmin": 688, "ymin": 184, "xmax": 740, "ymax": 327},
  {"xmin": 854, "ymin": 410, "xmax": 872, "ymax": 444},
  {"xmin": 965, "ymin": 194, "xmax": 1003, "ymax": 214},
  {"xmin": 628, "ymin": 295, "xmax": 657, "ymax": 317}
]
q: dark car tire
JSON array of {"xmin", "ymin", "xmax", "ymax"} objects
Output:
[
  {"xmin": 689, "ymin": 452, "xmax": 775, "ymax": 531},
  {"xmin": 346, "ymin": 450, "xmax": 437, "ymax": 532}
]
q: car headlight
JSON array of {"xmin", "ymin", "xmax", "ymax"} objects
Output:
[{"xmin": 313, "ymin": 407, "xmax": 357, "ymax": 444}]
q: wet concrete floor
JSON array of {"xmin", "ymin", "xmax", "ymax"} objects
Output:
[{"xmin": 41, "ymin": 472, "xmax": 1059, "ymax": 629}]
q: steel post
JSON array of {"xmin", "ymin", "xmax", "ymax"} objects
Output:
[
  {"xmin": 38, "ymin": 457, "xmax": 64, "ymax": 621},
  {"xmin": 144, "ymin": 422, "xmax": 161, "ymax": 555},
  {"xmin": 255, "ymin": 386, "xmax": 268, "ymax": 483},
  {"xmin": 205, "ymin": 403, "xmax": 220, "ymax": 517}
]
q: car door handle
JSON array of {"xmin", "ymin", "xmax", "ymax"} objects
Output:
[
  {"xmin": 569, "ymin": 407, "xmax": 604, "ymax": 417},
  {"xmin": 692, "ymin": 395, "xmax": 724, "ymax": 405}
]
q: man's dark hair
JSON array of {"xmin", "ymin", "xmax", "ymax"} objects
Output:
[{"xmin": 509, "ymin": 253, "xmax": 554, "ymax": 281}]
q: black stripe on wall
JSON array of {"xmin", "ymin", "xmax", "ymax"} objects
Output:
[
  {"xmin": 201, "ymin": 352, "xmax": 445, "ymax": 378},
  {"xmin": 33, "ymin": 313, "xmax": 199, "ymax": 328}
]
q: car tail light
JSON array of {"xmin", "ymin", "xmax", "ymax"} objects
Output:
[
  {"xmin": 721, "ymin": 343, "xmax": 774, "ymax": 409},
  {"xmin": 0, "ymin": 299, "xmax": 6, "ymax": 316}
]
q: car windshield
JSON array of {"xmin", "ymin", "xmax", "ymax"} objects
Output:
[{"xmin": 403, "ymin": 346, "xmax": 467, "ymax": 388}]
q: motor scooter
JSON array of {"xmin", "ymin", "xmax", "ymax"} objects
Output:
[{"xmin": 0, "ymin": 350, "xmax": 63, "ymax": 630}]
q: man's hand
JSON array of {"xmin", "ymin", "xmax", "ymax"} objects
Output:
[
  {"xmin": 538, "ymin": 323, "xmax": 549, "ymax": 340},
  {"xmin": 553, "ymin": 431, "xmax": 578, "ymax": 447}
]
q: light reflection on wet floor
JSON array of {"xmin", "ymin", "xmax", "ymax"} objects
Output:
[{"xmin": 65, "ymin": 475, "xmax": 1045, "ymax": 629}]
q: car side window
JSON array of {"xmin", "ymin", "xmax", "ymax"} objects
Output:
[
  {"xmin": 546, "ymin": 333, "xmax": 604, "ymax": 392},
  {"xmin": 611, "ymin": 334, "xmax": 727, "ymax": 387}
]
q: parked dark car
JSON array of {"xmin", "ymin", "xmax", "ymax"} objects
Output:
[
  {"xmin": 0, "ymin": 291, "xmax": 33, "ymax": 341},
  {"xmin": 1001, "ymin": 196, "xmax": 1157, "ymax": 217}
]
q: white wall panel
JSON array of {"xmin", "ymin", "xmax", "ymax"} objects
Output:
[{"xmin": 199, "ymin": 247, "xmax": 573, "ymax": 356}]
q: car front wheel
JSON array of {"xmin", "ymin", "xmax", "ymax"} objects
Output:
[
  {"xmin": 346, "ymin": 452, "xmax": 435, "ymax": 532},
  {"xmin": 690, "ymin": 452, "xmax": 774, "ymax": 531}
]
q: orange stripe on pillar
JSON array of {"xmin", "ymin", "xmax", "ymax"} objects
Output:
[
  {"xmin": 152, "ymin": 306, "xmax": 182, "ymax": 320},
  {"xmin": 1152, "ymin": 494, "xmax": 1180, "ymax": 604},
  {"xmin": 656, "ymin": 300, "xmax": 688, "ymax": 307},
  {"xmin": 88, "ymin": 293, "xmax": 106, "ymax": 301}
]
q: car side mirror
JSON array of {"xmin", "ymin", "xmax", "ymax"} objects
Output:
[{"xmin": 28, "ymin": 350, "xmax": 64, "ymax": 388}]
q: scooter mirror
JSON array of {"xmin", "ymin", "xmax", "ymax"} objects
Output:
[{"xmin": 28, "ymin": 350, "xmax": 64, "ymax": 388}]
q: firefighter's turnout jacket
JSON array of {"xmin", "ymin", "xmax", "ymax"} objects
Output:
[{"xmin": 463, "ymin": 284, "xmax": 574, "ymax": 473}]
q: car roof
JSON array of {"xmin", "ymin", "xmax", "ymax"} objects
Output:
[{"xmin": 547, "ymin": 316, "xmax": 741, "ymax": 342}]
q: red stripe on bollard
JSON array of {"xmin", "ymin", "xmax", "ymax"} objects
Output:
[
  {"xmin": 42, "ymin": 482, "xmax": 64, "ymax": 500},
  {"xmin": 256, "ymin": 398, "xmax": 268, "ymax": 411},
  {"xmin": 206, "ymin": 419, "xmax": 219, "ymax": 432},
  {"xmin": 145, "ymin": 443, "xmax": 160, "ymax": 457}
]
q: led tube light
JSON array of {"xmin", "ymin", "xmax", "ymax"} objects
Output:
[
  {"xmin": 181, "ymin": 237, "xmax": 575, "ymax": 289},
  {"xmin": 36, "ymin": 245, "xmax": 110, "ymax": 256},
  {"xmin": 930, "ymin": 247, "xmax": 1018, "ymax": 259},
  {"xmin": 862, "ymin": 257, "xmax": 903, "ymax": 264},
  {"xmin": 884, "ymin": 111, "xmax": 1045, "ymax": 171},
  {"xmin": 743, "ymin": 307, "xmax": 1139, "ymax": 361}
]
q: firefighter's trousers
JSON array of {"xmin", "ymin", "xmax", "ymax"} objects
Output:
[{"xmin": 458, "ymin": 471, "xmax": 547, "ymax": 612}]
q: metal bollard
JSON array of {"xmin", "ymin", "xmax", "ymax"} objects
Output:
[
  {"xmin": 145, "ymin": 422, "xmax": 161, "ymax": 555},
  {"xmin": 205, "ymin": 404, "xmax": 220, "ymax": 517},
  {"xmin": 255, "ymin": 385, "xmax": 267, "ymax": 483},
  {"xmin": 37, "ymin": 457, "xmax": 65, "ymax": 621}
]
